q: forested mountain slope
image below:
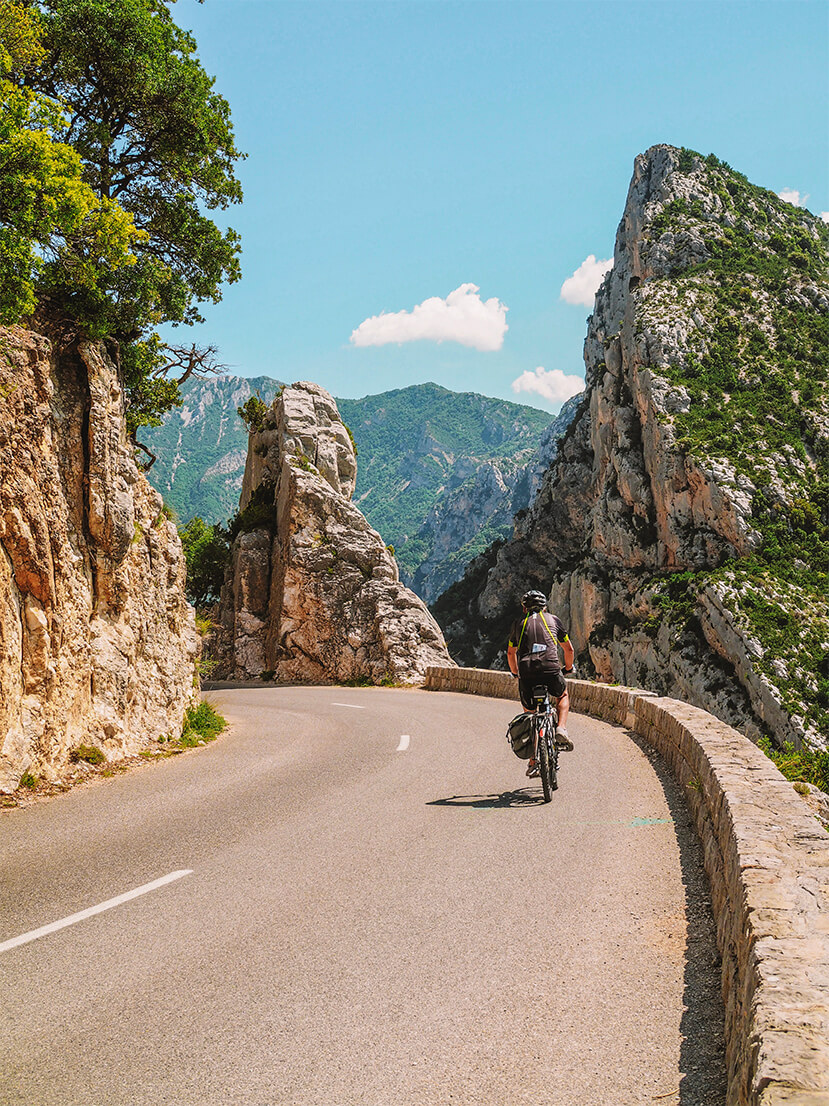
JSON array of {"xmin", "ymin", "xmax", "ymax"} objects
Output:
[
  {"xmin": 434, "ymin": 144, "xmax": 829, "ymax": 750},
  {"xmin": 145, "ymin": 378, "xmax": 564, "ymax": 599}
]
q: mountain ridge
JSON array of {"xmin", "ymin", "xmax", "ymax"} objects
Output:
[
  {"xmin": 433, "ymin": 143, "xmax": 828, "ymax": 749},
  {"xmin": 144, "ymin": 375, "xmax": 570, "ymax": 600}
]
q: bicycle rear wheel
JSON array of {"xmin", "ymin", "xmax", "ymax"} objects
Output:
[{"xmin": 538, "ymin": 724, "xmax": 557, "ymax": 802}]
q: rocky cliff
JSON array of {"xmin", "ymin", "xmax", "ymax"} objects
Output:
[
  {"xmin": 0, "ymin": 326, "xmax": 199, "ymax": 791},
  {"xmin": 144, "ymin": 377, "xmax": 558, "ymax": 603},
  {"xmin": 214, "ymin": 382, "xmax": 453, "ymax": 684},
  {"xmin": 435, "ymin": 145, "xmax": 829, "ymax": 749}
]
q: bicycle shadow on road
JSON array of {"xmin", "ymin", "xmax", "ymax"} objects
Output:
[{"xmin": 426, "ymin": 788, "xmax": 544, "ymax": 809}]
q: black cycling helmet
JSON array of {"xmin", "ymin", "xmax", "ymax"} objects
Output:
[{"xmin": 521, "ymin": 589, "xmax": 547, "ymax": 611}]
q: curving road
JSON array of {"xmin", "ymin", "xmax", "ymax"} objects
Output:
[{"xmin": 0, "ymin": 687, "xmax": 726, "ymax": 1105}]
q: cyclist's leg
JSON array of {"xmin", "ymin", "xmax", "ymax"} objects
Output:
[
  {"xmin": 557, "ymin": 689, "xmax": 570, "ymax": 729},
  {"xmin": 549, "ymin": 672, "xmax": 574, "ymax": 749}
]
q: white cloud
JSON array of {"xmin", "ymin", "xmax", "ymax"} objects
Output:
[
  {"xmin": 821, "ymin": 212, "xmax": 829, "ymax": 224},
  {"xmin": 560, "ymin": 255, "xmax": 613, "ymax": 307},
  {"xmin": 511, "ymin": 366, "xmax": 584, "ymax": 408},
  {"xmin": 778, "ymin": 188, "xmax": 809, "ymax": 207},
  {"xmin": 350, "ymin": 283, "xmax": 508, "ymax": 351}
]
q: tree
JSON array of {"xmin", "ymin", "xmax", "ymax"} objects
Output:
[
  {"xmin": 28, "ymin": 0, "xmax": 244, "ymax": 340},
  {"xmin": 178, "ymin": 515, "xmax": 229, "ymax": 607},
  {"xmin": 0, "ymin": 0, "xmax": 140, "ymax": 323},
  {"xmin": 122, "ymin": 333, "xmax": 228, "ymax": 465}
]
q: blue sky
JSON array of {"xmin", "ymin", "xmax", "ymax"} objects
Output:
[{"xmin": 172, "ymin": 0, "xmax": 829, "ymax": 410}]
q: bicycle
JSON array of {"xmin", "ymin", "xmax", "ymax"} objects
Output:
[
  {"xmin": 506, "ymin": 684, "xmax": 559, "ymax": 803},
  {"xmin": 530, "ymin": 684, "xmax": 559, "ymax": 802}
]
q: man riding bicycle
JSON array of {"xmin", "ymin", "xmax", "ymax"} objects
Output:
[{"xmin": 507, "ymin": 589, "xmax": 575, "ymax": 776}]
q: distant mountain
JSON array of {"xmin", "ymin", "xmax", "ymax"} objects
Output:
[
  {"xmin": 142, "ymin": 374, "xmax": 283, "ymax": 524},
  {"xmin": 143, "ymin": 376, "xmax": 577, "ymax": 600},
  {"xmin": 335, "ymin": 384, "xmax": 561, "ymax": 597}
]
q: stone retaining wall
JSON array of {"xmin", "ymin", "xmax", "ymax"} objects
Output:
[{"xmin": 424, "ymin": 667, "xmax": 829, "ymax": 1106}]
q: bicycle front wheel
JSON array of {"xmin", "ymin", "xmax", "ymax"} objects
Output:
[{"xmin": 538, "ymin": 726, "xmax": 557, "ymax": 802}]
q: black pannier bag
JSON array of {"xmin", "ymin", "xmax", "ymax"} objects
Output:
[{"xmin": 507, "ymin": 713, "xmax": 533, "ymax": 759}]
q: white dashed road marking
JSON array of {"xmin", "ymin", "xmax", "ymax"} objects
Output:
[
  {"xmin": 331, "ymin": 703, "xmax": 366, "ymax": 709},
  {"xmin": 397, "ymin": 735, "xmax": 411, "ymax": 752},
  {"xmin": 0, "ymin": 870, "xmax": 193, "ymax": 954}
]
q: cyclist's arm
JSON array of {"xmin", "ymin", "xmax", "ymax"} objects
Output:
[
  {"xmin": 562, "ymin": 637, "xmax": 574, "ymax": 670},
  {"xmin": 507, "ymin": 644, "xmax": 519, "ymax": 676}
]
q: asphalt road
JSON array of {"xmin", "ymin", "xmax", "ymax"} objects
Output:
[{"xmin": 0, "ymin": 687, "xmax": 726, "ymax": 1106}]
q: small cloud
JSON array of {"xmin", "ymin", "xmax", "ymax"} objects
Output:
[
  {"xmin": 511, "ymin": 366, "xmax": 584, "ymax": 409},
  {"xmin": 350, "ymin": 283, "xmax": 508, "ymax": 351},
  {"xmin": 778, "ymin": 188, "xmax": 809, "ymax": 207},
  {"xmin": 821, "ymin": 212, "xmax": 829, "ymax": 224},
  {"xmin": 560, "ymin": 255, "xmax": 613, "ymax": 307}
]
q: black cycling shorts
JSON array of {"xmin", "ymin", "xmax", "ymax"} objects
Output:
[{"xmin": 518, "ymin": 671, "xmax": 567, "ymax": 711}]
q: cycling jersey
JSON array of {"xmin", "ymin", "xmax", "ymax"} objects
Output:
[{"xmin": 508, "ymin": 610, "xmax": 569, "ymax": 677}]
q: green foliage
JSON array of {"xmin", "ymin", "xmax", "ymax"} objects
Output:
[
  {"xmin": 180, "ymin": 699, "xmax": 226, "ymax": 746},
  {"xmin": 677, "ymin": 147, "xmax": 696, "ymax": 172},
  {"xmin": 142, "ymin": 375, "xmax": 283, "ymax": 522},
  {"xmin": 343, "ymin": 421, "xmax": 358, "ymax": 456},
  {"xmin": 178, "ymin": 515, "xmax": 229, "ymax": 605},
  {"xmin": 759, "ymin": 737, "xmax": 829, "ymax": 793},
  {"xmin": 28, "ymin": 0, "xmax": 244, "ymax": 338},
  {"xmin": 121, "ymin": 334, "xmax": 181, "ymax": 434},
  {"xmin": 19, "ymin": 770, "xmax": 38, "ymax": 788},
  {"xmin": 227, "ymin": 481, "xmax": 276, "ymax": 541},
  {"xmin": 237, "ymin": 394, "xmax": 269, "ymax": 433},
  {"xmin": 0, "ymin": 0, "xmax": 245, "ymax": 434},
  {"xmin": 69, "ymin": 743, "xmax": 105, "ymax": 765},
  {"xmin": 0, "ymin": 0, "xmax": 141, "ymax": 323}
]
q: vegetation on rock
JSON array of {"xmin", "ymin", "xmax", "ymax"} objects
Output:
[
  {"xmin": 179, "ymin": 515, "xmax": 229, "ymax": 606},
  {"xmin": 637, "ymin": 149, "xmax": 828, "ymax": 743},
  {"xmin": 0, "ymin": 0, "xmax": 244, "ymax": 436},
  {"xmin": 180, "ymin": 700, "xmax": 226, "ymax": 747}
]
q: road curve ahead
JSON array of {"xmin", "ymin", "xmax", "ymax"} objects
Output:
[{"xmin": 0, "ymin": 687, "xmax": 726, "ymax": 1106}]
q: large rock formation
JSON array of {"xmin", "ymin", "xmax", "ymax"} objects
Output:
[
  {"xmin": 0, "ymin": 326, "xmax": 199, "ymax": 791},
  {"xmin": 435, "ymin": 145, "xmax": 829, "ymax": 749},
  {"xmin": 215, "ymin": 382, "xmax": 453, "ymax": 683}
]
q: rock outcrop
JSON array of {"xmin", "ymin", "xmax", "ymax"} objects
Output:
[
  {"xmin": 434, "ymin": 144, "xmax": 829, "ymax": 749},
  {"xmin": 215, "ymin": 382, "xmax": 453, "ymax": 684},
  {"xmin": 144, "ymin": 376, "xmax": 558, "ymax": 603},
  {"xmin": 0, "ymin": 326, "xmax": 199, "ymax": 791}
]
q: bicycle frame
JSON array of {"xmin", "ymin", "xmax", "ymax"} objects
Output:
[{"xmin": 530, "ymin": 684, "xmax": 559, "ymax": 801}]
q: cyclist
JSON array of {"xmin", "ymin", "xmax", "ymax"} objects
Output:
[{"xmin": 507, "ymin": 589, "xmax": 576, "ymax": 777}]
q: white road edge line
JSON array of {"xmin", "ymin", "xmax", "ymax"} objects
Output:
[
  {"xmin": 397, "ymin": 734, "xmax": 410, "ymax": 752},
  {"xmin": 0, "ymin": 869, "xmax": 193, "ymax": 955},
  {"xmin": 331, "ymin": 703, "xmax": 365, "ymax": 709}
]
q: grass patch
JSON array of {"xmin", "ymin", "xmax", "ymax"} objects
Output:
[
  {"xmin": 758, "ymin": 737, "xmax": 829, "ymax": 792},
  {"xmin": 180, "ymin": 700, "xmax": 227, "ymax": 747},
  {"xmin": 69, "ymin": 744, "xmax": 106, "ymax": 765},
  {"xmin": 19, "ymin": 771, "xmax": 39, "ymax": 789}
]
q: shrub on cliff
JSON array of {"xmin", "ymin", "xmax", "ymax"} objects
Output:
[{"xmin": 179, "ymin": 516, "xmax": 229, "ymax": 606}]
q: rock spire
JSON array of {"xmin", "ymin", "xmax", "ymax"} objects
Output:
[{"xmin": 215, "ymin": 382, "xmax": 453, "ymax": 684}]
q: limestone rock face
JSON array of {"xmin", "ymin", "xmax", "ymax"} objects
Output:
[
  {"xmin": 216, "ymin": 382, "xmax": 453, "ymax": 684},
  {"xmin": 434, "ymin": 144, "xmax": 829, "ymax": 748},
  {"xmin": 0, "ymin": 327, "xmax": 199, "ymax": 791}
]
